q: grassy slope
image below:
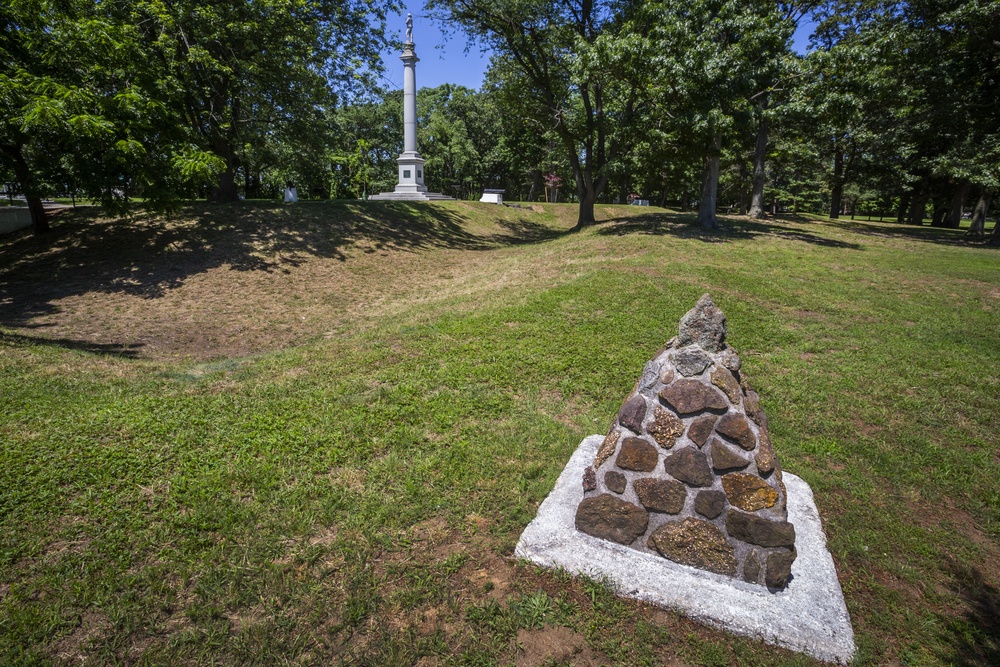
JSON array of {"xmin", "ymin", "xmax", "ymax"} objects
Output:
[{"xmin": 1, "ymin": 202, "xmax": 998, "ymax": 666}]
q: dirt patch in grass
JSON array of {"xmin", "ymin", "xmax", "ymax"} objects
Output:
[
  {"xmin": 513, "ymin": 625, "xmax": 607, "ymax": 667},
  {"xmin": 47, "ymin": 609, "xmax": 111, "ymax": 663}
]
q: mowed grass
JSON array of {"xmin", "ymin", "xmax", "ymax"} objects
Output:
[{"xmin": 1, "ymin": 201, "xmax": 998, "ymax": 666}]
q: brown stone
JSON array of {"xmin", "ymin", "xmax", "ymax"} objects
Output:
[
  {"xmin": 722, "ymin": 472, "xmax": 778, "ymax": 511},
  {"xmin": 634, "ymin": 478, "xmax": 687, "ymax": 514},
  {"xmin": 755, "ymin": 427, "xmax": 776, "ymax": 474},
  {"xmin": 766, "ymin": 548, "xmax": 797, "ymax": 589},
  {"xmin": 710, "ymin": 438, "xmax": 749, "ymax": 471},
  {"xmin": 647, "ymin": 407, "xmax": 684, "ymax": 449},
  {"xmin": 583, "ymin": 466, "xmax": 597, "ymax": 491},
  {"xmin": 659, "ymin": 380, "xmax": 727, "ymax": 414},
  {"xmin": 725, "ymin": 509, "xmax": 795, "ymax": 548},
  {"xmin": 605, "ymin": 471, "xmax": 626, "ymax": 494},
  {"xmin": 575, "ymin": 494, "xmax": 648, "ymax": 545},
  {"xmin": 743, "ymin": 390, "xmax": 761, "ymax": 425},
  {"xmin": 694, "ymin": 490, "xmax": 727, "ymax": 519},
  {"xmin": 710, "ymin": 367, "xmax": 742, "ymax": 405},
  {"xmin": 743, "ymin": 549, "xmax": 762, "ymax": 583},
  {"xmin": 594, "ymin": 429, "xmax": 621, "ymax": 471},
  {"xmin": 686, "ymin": 415, "xmax": 717, "ymax": 447},
  {"xmin": 647, "ymin": 518, "xmax": 737, "ymax": 576},
  {"xmin": 660, "ymin": 367, "xmax": 676, "ymax": 385},
  {"xmin": 616, "ymin": 437, "xmax": 659, "ymax": 472},
  {"xmin": 715, "ymin": 413, "xmax": 757, "ymax": 450},
  {"xmin": 618, "ymin": 394, "xmax": 647, "ymax": 433},
  {"xmin": 663, "ymin": 447, "xmax": 713, "ymax": 487}
]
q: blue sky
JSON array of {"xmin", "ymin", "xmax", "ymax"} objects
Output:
[{"xmin": 379, "ymin": 8, "xmax": 817, "ymax": 91}]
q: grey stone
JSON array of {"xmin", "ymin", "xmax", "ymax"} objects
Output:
[
  {"xmin": 575, "ymin": 493, "xmax": 648, "ymax": 545},
  {"xmin": 638, "ymin": 360, "xmax": 660, "ymax": 392},
  {"xmin": 659, "ymin": 380, "xmax": 728, "ymax": 414},
  {"xmin": 743, "ymin": 549, "xmax": 762, "ymax": 583},
  {"xmin": 663, "ymin": 447, "xmax": 713, "ymax": 487},
  {"xmin": 726, "ymin": 509, "xmax": 796, "ymax": 548},
  {"xmin": 677, "ymin": 294, "xmax": 727, "ymax": 353},
  {"xmin": 694, "ymin": 490, "xmax": 727, "ymax": 519},
  {"xmin": 671, "ymin": 346, "xmax": 713, "ymax": 377},
  {"xmin": 618, "ymin": 394, "xmax": 647, "ymax": 433},
  {"xmin": 616, "ymin": 437, "xmax": 659, "ymax": 472},
  {"xmin": 634, "ymin": 478, "xmax": 687, "ymax": 514},
  {"xmin": 719, "ymin": 347, "xmax": 742, "ymax": 372},
  {"xmin": 605, "ymin": 470, "xmax": 626, "ymax": 494}
]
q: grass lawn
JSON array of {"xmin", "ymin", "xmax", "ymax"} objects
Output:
[{"xmin": 1, "ymin": 201, "xmax": 997, "ymax": 666}]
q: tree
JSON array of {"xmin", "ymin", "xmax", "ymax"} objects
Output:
[{"xmin": 427, "ymin": 0, "xmax": 646, "ymax": 228}]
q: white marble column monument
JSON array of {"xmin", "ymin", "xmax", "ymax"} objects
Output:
[{"xmin": 370, "ymin": 14, "xmax": 453, "ymax": 201}]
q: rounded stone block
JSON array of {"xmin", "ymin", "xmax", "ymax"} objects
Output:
[
  {"xmin": 618, "ymin": 394, "xmax": 647, "ymax": 433},
  {"xmin": 659, "ymin": 380, "xmax": 727, "ymax": 414},
  {"xmin": 723, "ymin": 472, "xmax": 778, "ymax": 511},
  {"xmin": 710, "ymin": 438, "xmax": 750, "ymax": 471},
  {"xmin": 634, "ymin": 477, "xmax": 686, "ymax": 514},
  {"xmin": 648, "ymin": 407, "xmax": 684, "ymax": 449},
  {"xmin": 616, "ymin": 437, "xmax": 659, "ymax": 472},
  {"xmin": 725, "ymin": 509, "xmax": 796, "ymax": 548},
  {"xmin": 715, "ymin": 413, "xmax": 757, "ymax": 450},
  {"xmin": 686, "ymin": 415, "xmax": 718, "ymax": 447},
  {"xmin": 663, "ymin": 447, "xmax": 713, "ymax": 487},
  {"xmin": 694, "ymin": 489, "xmax": 727, "ymax": 519},
  {"xmin": 575, "ymin": 494, "xmax": 649, "ymax": 545},
  {"xmin": 647, "ymin": 517, "xmax": 737, "ymax": 576},
  {"xmin": 766, "ymin": 548, "xmax": 797, "ymax": 589},
  {"xmin": 605, "ymin": 470, "xmax": 626, "ymax": 494}
]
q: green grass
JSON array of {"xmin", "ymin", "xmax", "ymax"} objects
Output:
[{"xmin": 1, "ymin": 202, "xmax": 998, "ymax": 666}]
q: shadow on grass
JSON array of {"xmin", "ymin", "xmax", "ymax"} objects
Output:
[
  {"xmin": 0, "ymin": 330, "xmax": 144, "ymax": 358},
  {"xmin": 0, "ymin": 200, "xmax": 570, "ymax": 335},
  {"xmin": 940, "ymin": 564, "xmax": 1000, "ymax": 667},
  {"xmin": 597, "ymin": 211, "xmax": 864, "ymax": 250},
  {"xmin": 821, "ymin": 218, "xmax": 1000, "ymax": 248}
]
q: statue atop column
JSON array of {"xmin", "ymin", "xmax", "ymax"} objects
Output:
[{"xmin": 405, "ymin": 13, "xmax": 413, "ymax": 44}]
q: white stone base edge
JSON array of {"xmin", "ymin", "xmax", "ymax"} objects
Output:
[{"xmin": 515, "ymin": 435, "xmax": 856, "ymax": 665}]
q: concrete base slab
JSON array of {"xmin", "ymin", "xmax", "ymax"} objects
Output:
[
  {"xmin": 367, "ymin": 192, "xmax": 454, "ymax": 201},
  {"xmin": 516, "ymin": 435, "xmax": 855, "ymax": 664}
]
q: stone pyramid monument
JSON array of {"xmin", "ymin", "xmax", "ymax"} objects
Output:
[{"xmin": 575, "ymin": 295, "xmax": 797, "ymax": 588}]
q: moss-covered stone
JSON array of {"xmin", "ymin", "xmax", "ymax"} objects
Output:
[
  {"xmin": 722, "ymin": 472, "xmax": 778, "ymax": 511},
  {"xmin": 647, "ymin": 518, "xmax": 737, "ymax": 576},
  {"xmin": 648, "ymin": 407, "xmax": 684, "ymax": 449}
]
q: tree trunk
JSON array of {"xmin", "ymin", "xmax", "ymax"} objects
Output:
[
  {"xmin": 829, "ymin": 148, "xmax": 844, "ymax": 219},
  {"xmin": 210, "ymin": 140, "xmax": 240, "ymax": 202},
  {"xmin": 930, "ymin": 196, "xmax": 948, "ymax": 227},
  {"xmin": 698, "ymin": 132, "xmax": 722, "ymax": 229},
  {"xmin": 896, "ymin": 193, "xmax": 910, "ymax": 223},
  {"xmin": 527, "ymin": 170, "xmax": 542, "ymax": 202},
  {"xmin": 907, "ymin": 188, "xmax": 928, "ymax": 225},
  {"xmin": 748, "ymin": 99, "xmax": 769, "ymax": 219},
  {"xmin": 947, "ymin": 182, "xmax": 970, "ymax": 229},
  {"xmin": 577, "ymin": 187, "xmax": 597, "ymax": 227},
  {"xmin": 967, "ymin": 190, "xmax": 991, "ymax": 239},
  {"xmin": 5, "ymin": 145, "xmax": 49, "ymax": 234}
]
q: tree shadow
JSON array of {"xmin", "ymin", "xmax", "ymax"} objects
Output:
[
  {"xmin": 821, "ymin": 218, "xmax": 1000, "ymax": 248},
  {"xmin": 596, "ymin": 211, "xmax": 864, "ymax": 250},
  {"xmin": 0, "ymin": 330, "xmax": 144, "ymax": 358},
  {"xmin": 939, "ymin": 563, "xmax": 1000, "ymax": 666},
  {"xmin": 0, "ymin": 200, "xmax": 570, "ymax": 336}
]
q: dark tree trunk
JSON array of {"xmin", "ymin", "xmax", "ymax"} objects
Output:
[
  {"xmin": 930, "ymin": 196, "xmax": 948, "ymax": 227},
  {"xmin": 896, "ymin": 193, "xmax": 910, "ymax": 224},
  {"xmin": 5, "ymin": 145, "xmax": 49, "ymax": 234},
  {"xmin": 907, "ymin": 188, "xmax": 928, "ymax": 225},
  {"xmin": 748, "ymin": 99, "xmax": 769, "ymax": 219},
  {"xmin": 967, "ymin": 190, "xmax": 991, "ymax": 239},
  {"xmin": 947, "ymin": 182, "xmax": 971, "ymax": 229},
  {"xmin": 527, "ymin": 169, "xmax": 542, "ymax": 202},
  {"xmin": 698, "ymin": 132, "xmax": 722, "ymax": 229},
  {"xmin": 210, "ymin": 140, "xmax": 239, "ymax": 202},
  {"xmin": 829, "ymin": 148, "xmax": 844, "ymax": 219}
]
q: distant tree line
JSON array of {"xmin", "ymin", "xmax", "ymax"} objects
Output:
[{"xmin": 3, "ymin": 0, "xmax": 997, "ymax": 243}]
